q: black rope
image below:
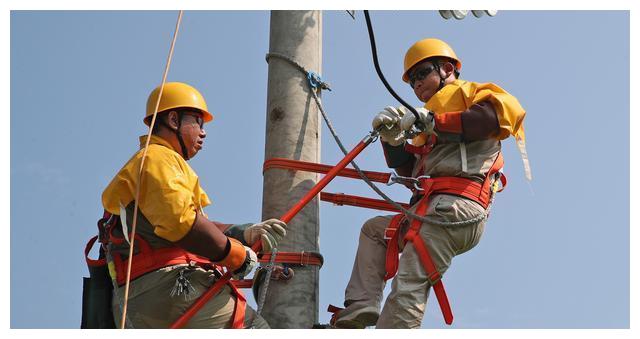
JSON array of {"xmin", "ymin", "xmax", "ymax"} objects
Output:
[{"xmin": 363, "ymin": 10, "xmax": 424, "ymax": 131}]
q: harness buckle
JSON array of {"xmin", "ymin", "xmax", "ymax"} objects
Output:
[
  {"xmin": 387, "ymin": 173, "xmax": 432, "ymax": 191},
  {"xmin": 98, "ymin": 213, "xmax": 117, "ymax": 247},
  {"xmin": 427, "ymin": 271, "xmax": 442, "ymax": 286},
  {"xmin": 299, "ymin": 250, "xmax": 306, "ymax": 266},
  {"xmin": 413, "ymin": 175, "xmax": 432, "ymax": 191},
  {"xmin": 383, "ymin": 227, "xmax": 396, "ymax": 240}
]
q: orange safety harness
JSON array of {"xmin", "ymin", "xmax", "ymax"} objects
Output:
[
  {"xmin": 383, "ymin": 153, "xmax": 506, "ymax": 324},
  {"xmin": 85, "ymin": 212, "xmax": 248, "ymax": 328},
  {"xmin": 264, "ymin": 147, "xmax": 506, "ymax": 326},
  {"xmin": 85, "ymin": 210, "xmax": 324, "ymax": 328}
]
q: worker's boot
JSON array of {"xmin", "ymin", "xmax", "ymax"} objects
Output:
[{"xmin": 331, "ymin": 303, "xmax": 379, "ymax": 329}]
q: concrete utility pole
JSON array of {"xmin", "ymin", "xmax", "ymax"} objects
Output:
[{"xmin": 261, "ymin": 10, "xmax": 322, "ymax": 329}]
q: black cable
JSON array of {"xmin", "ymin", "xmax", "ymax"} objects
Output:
[{"xmin": 363, "ymin": 10, "xmax": 423, "ymax": 129}]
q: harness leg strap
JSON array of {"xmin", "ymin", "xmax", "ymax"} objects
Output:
[
  {"xmin": 228, "ymin": 282, "xmax": 247, "ymax": 329},
  {"xmin": 403, "ymin": 197, "xmax": 454, "ymax": 325},
  {"xmin": 384, "ymin": 214, "xmax": 404, "ymax": 281}
]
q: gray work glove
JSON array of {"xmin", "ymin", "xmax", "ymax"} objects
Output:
[
  {"xmin": 244, "ymin": 218, "xmax": 287, "ymax": 253},
  {"xmin": 399, "ymin": 106, "xmax": 435, "ymax": 135},
  {"xmin": 232, "ymin": 246, "xmax": 258, "ymax": 279},
  {"xmin": 371, "ymin": 106, "xmax": 406, "ymax": 146}
]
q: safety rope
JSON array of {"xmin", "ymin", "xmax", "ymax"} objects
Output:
[
  {"xmin": 264, "ymin": 53, "xmax": 496, "ymax": 227},
  {"xmin": 256, "ymin": 248, "xmax": 277, "ymax": 315},
  {"xmin": 120, "ymin": 10, "xmax": 184, "ymax": 329}
]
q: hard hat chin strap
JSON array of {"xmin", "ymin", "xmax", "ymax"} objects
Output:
[
  {"xmin": 159, "ymin": 112, "xmax": 190, "ymax": 160},
  {"xmin": 174, "ymin": 113, "xmax": 191, "ymax": 160},
  {"xmin": 432, "ymin": 61, "xmax": 446, "ymax": 91}
]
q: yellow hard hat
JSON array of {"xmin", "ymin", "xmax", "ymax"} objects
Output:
[
  {"xmin": 402, "ymin": 38, "xmax": 462, "ymax": 82},
  {"xmin": 144, "ymin": 82, "xmax": 214, "ymax": 126}
]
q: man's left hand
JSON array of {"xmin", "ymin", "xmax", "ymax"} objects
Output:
[
  {"xmin": 399, "ymin": 107, "xmax": 435, "ymax": 135},
  {"xmin": 244, "ymin": 219, "xmax": 287, "ymax": 253}
]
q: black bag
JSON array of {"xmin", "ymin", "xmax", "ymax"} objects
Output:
[{"xmin": 81, "ymin": 236, "xmax": 116, "ymax": 329}]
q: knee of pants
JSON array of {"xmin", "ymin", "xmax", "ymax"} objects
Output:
[{"xmin": 360, "ymin": 216, "xmax": 390, "ymax": 241}]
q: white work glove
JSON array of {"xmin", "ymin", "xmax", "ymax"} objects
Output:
[
  {"xmin": 371, "ymin": 106, "xmax": 406, "ymax": 146},
  {"xmin": 399, "ymin": 107, "xmax": 435, "ymax": 135},
  {"xmin": 232, "ymin": 246, "xmax": 258, "ymax": 279},
  {"xmin": 244, "ymin": 218, "xmax": 287, "ymax": 253}
]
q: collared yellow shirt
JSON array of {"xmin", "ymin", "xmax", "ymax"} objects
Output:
[
  {"xmin": 415, "ymin": 79, "xmax": 531, "ymax": 180},
  {"xmin": 102, "ymin": 134, "xmax": 212, "ymax": 242},
  {"xmin": 425, "ymin": 79, "xmax": 526, "ymax": 141}
]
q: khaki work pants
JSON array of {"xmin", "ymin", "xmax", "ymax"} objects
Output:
[
  {"xmin": 343, "ymin": 194, "xmax": 486, "ymax": 328},
  {"xmin": 111, "ymin": 264, "xmax": 269, "ymax": 329}
]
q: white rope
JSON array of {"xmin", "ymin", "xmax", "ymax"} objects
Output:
[{"xmin": 119, "ymin": 10, "xmax": 184, "ymax": 329}]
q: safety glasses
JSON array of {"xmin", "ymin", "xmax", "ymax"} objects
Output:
[
  {"xmin": 181, "ymin": 111, "xmax": 204, "ymax": 129},
  {"xmin": 408, "ymin": 64, "xmax": 436, "ymax": 88}
]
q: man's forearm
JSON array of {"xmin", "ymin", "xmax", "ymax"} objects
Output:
[
  {"xmin": 211, "ymin": 221, "xmax": 232, "ymax": 233},
  {"xmin": 175, "ymin": 213, "xmax": 230, "ymax": 261}
]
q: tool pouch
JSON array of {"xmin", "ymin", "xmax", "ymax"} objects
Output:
[{"xmin": 81, "ymin": 236, "xmax": 116, "ymax": 329}]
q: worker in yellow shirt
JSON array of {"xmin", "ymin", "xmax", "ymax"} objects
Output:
[
  {"xmin": 101, "ymin": 82, "xmax": 287, "ymax": 328},
  {"xmin": 331, "ymin": 38, "xmax": 528, "ymax": 328}
]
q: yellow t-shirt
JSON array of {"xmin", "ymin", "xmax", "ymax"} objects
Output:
[{"xmin": 102, "ymin": 135, "xmax": 212, "ymax": 242}]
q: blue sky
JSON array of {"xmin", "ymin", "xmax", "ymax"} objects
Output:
[{"xmin": 9, "ymin": 10, "xmax": 630, "ymax": 330}]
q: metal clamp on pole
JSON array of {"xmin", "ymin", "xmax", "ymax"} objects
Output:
[{"xmin": 307, "ymin": 71, "xmax": 331, "ymax": 91}]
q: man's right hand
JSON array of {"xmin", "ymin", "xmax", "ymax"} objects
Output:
[{"xmin": 372, "ymin": 106, "xmax": 406, "ymax": 146}]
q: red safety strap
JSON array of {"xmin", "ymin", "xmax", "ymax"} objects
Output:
[
  {"xmin": 110, "ymin": 234, "xmax": 213, "ymax": 286},
  {"xmin": 231, "ymin": 279, "xmax": 254, "ymax": 289},
  {"xmin": 327, "ymin": 304, "xmax": 345, "ymax": 326},
  {"xmin": 264, "ymin": 158, "xmax": 391, "ymax": 184},
  {"xmin": 228, "ymin": 281, "xmax": 247, "ymax": 329},
  {"xmin": 404, "ymin": 134, "xmax": 437, "ymax": 178},
  {"xmin": 403, "ymin": 194, "xmax": 453, "ymax": 325},
  {"xmin": 264, "ymin": 159, "xmax": 411, "ymax": 213},
  {"xmin": 404, "ymin": 134, "xmax": 437, "ymax": 155},
  {"xmin": 383, "ymin": 214, "xmax": 405, "ymax": 281},
  {"xmin": 321, "ymin": 192, "xmax": 409, "ymax": 213},
  {"xmin": 260, "ymin": 251, "xmax": 323, "ymax": 267},
  {"xmin": 84, "ymin": 235, "xmax": 106, "ymax": 267}
]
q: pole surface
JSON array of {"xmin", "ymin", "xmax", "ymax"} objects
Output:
[{"xmin": 261, "ymin": 10, "xmax": 322, "ymax": 329}]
